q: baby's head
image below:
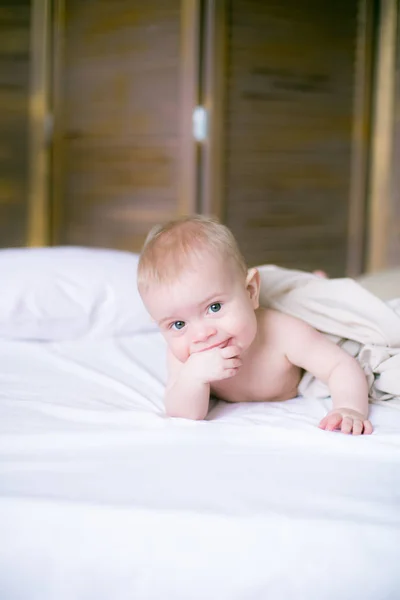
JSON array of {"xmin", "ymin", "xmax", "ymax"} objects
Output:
[{"xmin": 138, "ymin": 215, "xmax": 260, "ymax": 362}]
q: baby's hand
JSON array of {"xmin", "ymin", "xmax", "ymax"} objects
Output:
[
  {"xmin": 184, "ymin": 345, "xmax": 242, "ymax": 384},
  {"xmin": 319, "ymin": 408, "xmax": 373, "ymax": 435}
]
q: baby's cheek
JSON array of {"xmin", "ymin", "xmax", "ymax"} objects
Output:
[
  {"xmin": 170, "ymin": 339, "xmax": 190, "ymax": 363},
  {"xmin": 238, "ymin": 314, "xmax": 257, "ymax": 347}
]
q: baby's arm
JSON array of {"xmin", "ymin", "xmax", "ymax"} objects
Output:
[
  {"xmin": 280, "ymin": 314, "xmax": 372, "ymax": 434},
  {"xmin": 165, "ymin": 346, "xmax": 241, "ymax": 420},
  {"xmin": 165, "ymin": 350, "xmax": 210, "ymax": 420}
]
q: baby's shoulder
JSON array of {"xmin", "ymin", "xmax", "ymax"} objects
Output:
[
  {"xmin": 258, "ymin": 308, "xmax": 307, "ymax": 343},
  {"xmin": 258, "ymin": 307, "xmax": 295, "ymax": 328}
]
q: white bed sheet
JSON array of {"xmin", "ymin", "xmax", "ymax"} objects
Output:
[{"xmin": 0, "ymin": 332, "xmax": 400, "ymax": 600}]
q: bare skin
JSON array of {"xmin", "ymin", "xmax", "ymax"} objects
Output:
[
  {"xmin": 211, "ymin": 308, "xmax": 303, "ymax": 404},
  {"xmin": 142, "ymin": 254, "xmax": 372, "ymax": 435}
]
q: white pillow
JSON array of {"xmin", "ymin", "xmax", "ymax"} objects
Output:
[{"xmin": 0, "ymin": 246, "xmax": 155, "ymax": 341}]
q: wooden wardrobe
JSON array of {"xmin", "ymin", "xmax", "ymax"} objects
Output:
[{"xmin": 1, "ymin": 0, "xmax": 399, "ymax": 276}]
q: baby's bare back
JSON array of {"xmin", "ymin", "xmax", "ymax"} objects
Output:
[{"xmin": 211, "ymin": 308, "xmax": 303, "ymax": 403}]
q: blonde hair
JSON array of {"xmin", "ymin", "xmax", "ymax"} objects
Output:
[{"xmin": 137, "ymin": 214, "xmax": 247, "ymax": 294}]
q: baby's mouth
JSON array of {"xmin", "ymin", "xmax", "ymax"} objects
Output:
[
  {"xmin": 199, "ymin": 338, "xmax": 232, "ymax": 353},
  {"xmin": 218, "ymin": 338, "xmax": 231, "ymax": 349}
]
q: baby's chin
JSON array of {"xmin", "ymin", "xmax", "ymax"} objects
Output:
[
  {"xmin": 238, "ymin": 331, "xmax": 258, "ymax": 356},
  {"xmin": 170, "ymin": 348, "xmax": 189, "ymax": 363}
]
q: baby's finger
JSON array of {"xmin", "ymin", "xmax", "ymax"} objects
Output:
[
  {"xmin": 341, "ymin": 416, "xmax": 353, "ymax": 434},
  {"xmin": 363, "ymin": 420, "xmax": 373, "ymax": 435},
  {"xmin": 320, "ymin": 412, "xmax": 342, "ymax": 431},
  {"xmin": 318, "ymin": 413, "xmax": 330, "ymax": 429},
  {"xmin": 225, "ymin": 357, "xmax": 242, "ymax": 370},
  {"xmin": 352, "ymin": 419, "xmax": 363, "ymax": 436},
  {"xmin": 220, "ymin": 367, "xmax": 239, "ymax": 379},
  {"xmin": 221, "ymin": 345, "xmax": 241, "ymax": 358}
]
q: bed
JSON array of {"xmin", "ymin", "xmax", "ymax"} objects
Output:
[{"xmin": 1, "ymin": 247, "xmax": 400, "ymax": 600}]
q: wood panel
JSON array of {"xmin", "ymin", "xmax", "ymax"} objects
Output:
[
  {"xmin": 382, "ymin": 0, "xmax": 400, "ymax": 269},
  {"xmin": 223, "ymin": 0, "xmax": 359, "ymax": 276},
  {"xmin": 0, "ymin": 1, "xmax": 31, "ymax": 247},
  {"xmin": 366, "ymin": 0, "xmax": 397, "ymax": 272},
  {"xmin": 54, "ymin": 0, "xmax": 186, "ymax": 251}
]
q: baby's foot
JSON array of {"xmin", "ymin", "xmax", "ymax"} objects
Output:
[{"xmin": 313, "ymin": 270, "xmax": 328, "ymax": 279}]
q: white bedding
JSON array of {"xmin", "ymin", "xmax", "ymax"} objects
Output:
[{"xmin": 1, "ymin": 331, "xmax": 400, "ymax": 600}]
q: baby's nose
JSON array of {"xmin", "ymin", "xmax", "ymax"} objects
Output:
[{"xmin": 193, "ymin": 323, "xmax": 217, "ymax": 343}]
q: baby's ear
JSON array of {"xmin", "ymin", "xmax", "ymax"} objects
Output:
[{"xmin": 245, "ymin": 268, "xmax": 260, "ymax": 309}]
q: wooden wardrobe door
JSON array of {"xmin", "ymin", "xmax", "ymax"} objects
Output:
[
  {"xmin": 52, "ymin": 0, "xmax": 196, "ymax": 251},
  {"xmin": 0, "ymin": 1, "xmax": 31, "ymax": 247},
  {"xmin": 367, "ymin": 0, "xmax": 399, "ymax": 272},
  {"xmin": 390, "ymin": 14, "xmax": 400, "ymax": 268},
  {"xmin": 222, "ymin": 0, "xmax": 362, "ymax": 276}
]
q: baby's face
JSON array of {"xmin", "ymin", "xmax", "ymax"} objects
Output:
[{"xmin": 142, "ymin": 255, "xmax": 259, "ymax": 362}]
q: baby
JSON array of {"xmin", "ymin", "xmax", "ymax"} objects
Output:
[{"xmin": 138, "ymin": 215, "xmax": 372, "ymax": 435}]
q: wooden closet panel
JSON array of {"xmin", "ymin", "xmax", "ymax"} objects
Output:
[
  {"xmin": 57, "ymin": 0, "xmax": 181, "ymax": 250},
  {"xmin": 224, "ymin": 0, "xmax": 358, "ymax": 276},
  {"xmin": 0, "ymin": 1, "xmax": 30, "ymax": 247},
  {"xmin": 389, "ymin": 15, "xmax": 400, "ymax": 267}
]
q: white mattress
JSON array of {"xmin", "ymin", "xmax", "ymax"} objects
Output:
[{"xmin": 1, "ymin": 331, "xmax": 400, "ymax": 600}]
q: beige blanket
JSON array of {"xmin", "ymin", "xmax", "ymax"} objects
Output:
[{"xmin": 258, "ymin": 266, "xmax": 400, "ymax": 408}]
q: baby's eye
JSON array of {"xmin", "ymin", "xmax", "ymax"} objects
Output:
[
  {"xmin": 208, "ymin": 302, "xmax": 222, "ymax": 314},
  {"xmin": 171, "ymin": 320, "xmax": 185, "ymax": 331}
]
